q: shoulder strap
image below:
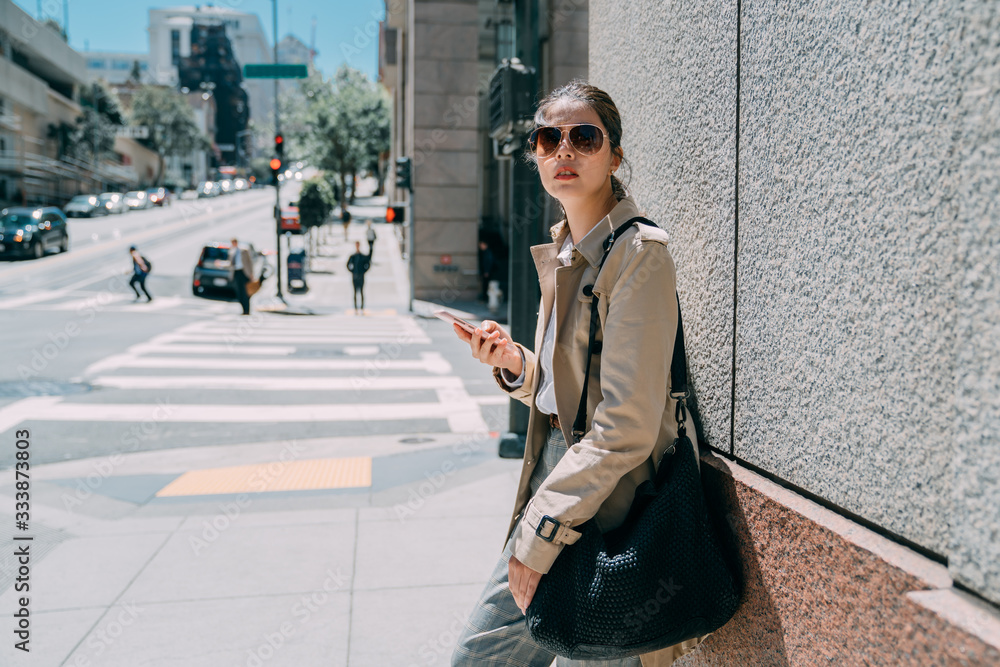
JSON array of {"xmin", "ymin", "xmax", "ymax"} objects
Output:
[{"xmin": 572, "ymin": 217, "xmax": 689, "ymax": 443}]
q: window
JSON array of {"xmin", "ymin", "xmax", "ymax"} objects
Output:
[
  {"xmin": 171, "ymin": 29, "xmax": 181, "ymax": 66},
  {"xmin": 88, "ymin": 59, "xmax": 107, "ymax": 69},
  {"xmin": 112, "ymin": 60, "xmax": 131, "ymax": 70}
]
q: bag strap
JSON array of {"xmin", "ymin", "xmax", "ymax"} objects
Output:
[{"xmin": 572, "ymin": 217, "xmax": 690, "ymax": 446}]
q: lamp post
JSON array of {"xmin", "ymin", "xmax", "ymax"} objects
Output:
[{"xmin": 271, "ymin": 0, "xmax": 284, "ymax": 302}]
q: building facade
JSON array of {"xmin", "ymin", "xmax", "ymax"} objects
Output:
[
  {"xmin": 0, "ymin": 0, "xmax": 155, "ymax": 205},
  {"xmin": 148, "ymin": 5, "xmax": 272, "ymax": 139},
  {"xmin": 587, "ymin": 0, "xmax": 1000, "ymax": 663},
  {"xmin": 381, "ymin": 0, "xmax": 588, "ymax": 302},
  {"xmin": 84, "ymin": 51, "xmax": 149, "ymax": 85}
]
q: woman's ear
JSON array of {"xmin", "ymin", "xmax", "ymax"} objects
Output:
[{"xmin": 611, "ymin": 148, "xmax": 623, "ymax": 173}]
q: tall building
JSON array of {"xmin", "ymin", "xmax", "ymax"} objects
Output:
[
  {"xmin": 277, "ymin": 34, "xmax": 314, "ymax": 97},
  {"xmin": 148, "ymin": 6, "xmax": 273, "ymax": 134},
  {"xmin": 84, "ymin": 52, "xmax": 149, "ymax": 85},
  {"xmin": 0, "ymin": 0, "xmax": 157, "ymax": 205},
  {"xmin": 380, "ymin": 0, "xmax": 588, "ymax": 301}
]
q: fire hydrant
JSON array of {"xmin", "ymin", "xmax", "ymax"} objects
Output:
[{"xmin": 487, "ymin": 280, "xmax": 503, "ymax": 314}]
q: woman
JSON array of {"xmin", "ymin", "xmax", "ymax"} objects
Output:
[{"xmin": 450, "ymin": 82, "xmax": 705, "ymax": 667}]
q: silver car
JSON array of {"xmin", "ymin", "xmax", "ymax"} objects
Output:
[
  {"xmin": 124, "ymin": 190, "xmax": 152, "ymax": 210},
  {"xmin": 99, "ymin": 193, "xmax": 127, "ymax": 215},
  {"xmin": 64, "ymin": 194, "xmax": 109, "ymax": 218}
]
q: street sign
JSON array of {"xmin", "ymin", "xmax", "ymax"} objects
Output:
[
  {"xmin": 243, "ymin": 63, "xmax": 308, "ymax": 79},
  {"xmin": 116, "ymin": 126, "xmax": 149, "ymax": 139}
]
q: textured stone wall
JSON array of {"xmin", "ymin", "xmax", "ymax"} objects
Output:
[
  {"xmin": 590, "ymin": 0, "xmax": 1000, "ymax": 605},
  {"xmin": 950, "ymin": 1, "xmax": 1000, "ymax": 605},
  {"xmin": 590, "ymin": 0, "xmax": 738, "ymax": 455}
]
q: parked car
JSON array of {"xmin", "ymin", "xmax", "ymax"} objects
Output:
[
  {"xmin": 279, "ymin": 206, "xmax": 302, "ymax": 234},
  {"xmin": 146, "ymin": 187, "xmax": 171, "ymax": 206},
  {"xmin": 197, "ymin": 181, "xmax": 220, "ymax": 198},
  {"xmin": 219, "ymin": 179, "xmax": 233, "ymax": 194},
  {"xmin": 99, "ymin": 192, "xmax": 127, "ymax": 215},
  {"xmin": 191, "ymin": 242, "xmax": 269, "ymax": 299},
  {"xmin": 64, "ymin": 194, "xmax": 109, "ymax": 218},
  {"xmin": 0, "ymin": 207, "xmax": 69, "ymax": 259},
  {"xmin": 124, "ymin": 190, "xmax": 152, "ymax": 210}
]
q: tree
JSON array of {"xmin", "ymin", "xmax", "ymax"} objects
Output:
[
  {"xmin": 52, "ymin": 81, "xmax": 125, "ymax": 164},
  {"xmin": 286, "ymin": 66, "xmax": 390, "ymax": 204},
  {"xmin": 129, "ymin": 85, "xmax": 209, "ymax": 185},
  {"xmin": 297, "ymin": 175, "xmax": 336, "ymax": 255}
]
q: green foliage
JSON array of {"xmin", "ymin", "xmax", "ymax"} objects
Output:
[
  {"xmin": 298, "ymin": 176, "xmax": 336, "ymax": 230},
  {"xmin": 57, "ymin": 82, "xmax": 125, "ymax": 162},
  {"xmin": 129, "ymin": 85, "xmax": 209, "ymax": 158},
  {"xmin": 285, "ymin": 66, "xmax": 390, "ymax": 200}
]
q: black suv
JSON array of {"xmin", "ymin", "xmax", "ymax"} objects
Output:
[
  {"xmin": 0, "ymin": 207, "xmax": 69, "ymax": 259},
  {"xmin": 192, "ymin": 242, "xmax": 269, "ymax": 299}
]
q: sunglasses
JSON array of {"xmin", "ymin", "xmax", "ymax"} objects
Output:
[{"xmin": 527, "ymin": 123, "xmax": 607, "ymax": 157}]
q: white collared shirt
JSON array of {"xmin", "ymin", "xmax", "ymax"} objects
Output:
[{"xmin": 502, "ymin": 222, "xmax": 605, "ymax": 416}]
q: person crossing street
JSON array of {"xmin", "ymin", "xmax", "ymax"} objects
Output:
[
  {"xmin": 229, "ymin": 237, "xmax": 254, "ymax": 316},
  {"xmin": 347, "ymin": 241, "xmax": 372, "ymax": 313},
  {"xmin": 128, "ymin": 246, "xmax": 153, "ymax": 302}
]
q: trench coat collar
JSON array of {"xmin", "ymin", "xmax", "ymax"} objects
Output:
[{"xmin": 543, "ymin": 195, "xmax": 643, "ymax": 269}]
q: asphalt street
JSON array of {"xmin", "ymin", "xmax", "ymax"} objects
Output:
[{"xmin": 0, "ymin": 182, "xmax": 524, "ymax": 666}]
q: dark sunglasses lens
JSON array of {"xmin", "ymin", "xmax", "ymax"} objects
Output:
[
  {"xmin": 532, "ymin": 127, "xmax": 562, "ymax": 155},
  {"xmin": 570, "ymin": 125, "xmax": 603, "ymax": 154}
]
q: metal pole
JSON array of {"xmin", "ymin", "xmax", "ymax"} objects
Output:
[
  {"xmin": 272, "ymin": 0, "xmax": 284, "ymax": 301},
  {"xmin": 407, "ymin": 191, "xmax": 414, "ymax": 312}
]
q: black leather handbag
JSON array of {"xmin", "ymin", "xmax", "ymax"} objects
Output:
[{"xmin": 524, "ymin": 217, "xmax": 741, "ymax": 659}]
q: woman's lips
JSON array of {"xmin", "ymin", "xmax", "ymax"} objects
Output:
[{"xmin": 554, "ymin": 171, "xmax": 578, "ymax": 181}]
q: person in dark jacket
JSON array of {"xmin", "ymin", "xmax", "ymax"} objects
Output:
[
  {"xmin": 128, "ymin": 246, "xmax": 152, "ymax": 302},
  {"xmin": 346, "ymin": 241, "xmax": 371, "ymax": 313}
]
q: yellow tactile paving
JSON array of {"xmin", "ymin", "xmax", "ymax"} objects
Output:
[{"xmin": 155, "ymin": 457, "xmax": 372, "ymax": 497}]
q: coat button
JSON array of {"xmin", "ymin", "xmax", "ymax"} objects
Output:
[{"xmin": 582, "ymin": 284, "xmax": 594, "ymax": 297}]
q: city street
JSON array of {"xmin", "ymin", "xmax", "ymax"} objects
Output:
[{"xmin": 0, "ymin": 191, "xmax": 521, "ymax": 666}]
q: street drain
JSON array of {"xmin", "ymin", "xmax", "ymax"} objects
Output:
[{"xmin": 0, "ymin": 381, "xmax": 94, "ymax": 398}]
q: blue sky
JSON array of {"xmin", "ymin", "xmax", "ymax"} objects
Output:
[{"xmin": 14, "ymin": 0, "xmax": 384, "ymax": 82}]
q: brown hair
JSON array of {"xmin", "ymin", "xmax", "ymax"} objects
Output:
[{"xmin": 527, "ymin": 80, "xmax": 630, "ymax": 200}]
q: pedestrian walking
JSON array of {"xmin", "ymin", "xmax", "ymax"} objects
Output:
[
  {"xmin": 229, "ymin": 237, "xmax": 254, "ymax": 315},
  {"xmin": 128, "ymin": 246, "xmax": 153, "ymax": 302},
  {"xmin": 477, "ymin": 239, "xmax": 495, "ymax": 301},
  {"xmin": 449, "ymin": 82, "xmax": 708, "ymax": 666},
  {"xmin": 365, "ymin": 220, "xmax": 377, "ymax": 258},
  {"xmin": 346, "ymin": 241, "xmax": 371, "ymax": 313},
  {"xmin": 341, "ymin": 205, "xmax": 352, "ymax": 241}
]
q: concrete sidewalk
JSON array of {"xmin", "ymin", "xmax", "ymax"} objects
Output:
[{"xmin": 0, "ymin": 198, "xmax": 529, "ymax": 666}]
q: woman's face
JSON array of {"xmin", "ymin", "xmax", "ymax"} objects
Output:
[{"xmin": 534, "ymin": 99, "xmax": 620, "ymax": 206}]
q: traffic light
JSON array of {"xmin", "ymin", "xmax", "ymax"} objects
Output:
[
  {"xmin": 275, "ymin": 134, "xmax": 284, "ymax": 160},
  {"xmin": 395, "ymin": 156, "xmax": 412, "ymax": 192},
  {"xmin": 385, "ymin": 205, "xmax": 405, "ymax": 223},
  {"xmin": 270, "ymin": 157, "xmax": 282, "ymax": 183}
]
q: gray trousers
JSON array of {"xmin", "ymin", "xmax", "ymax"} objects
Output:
[{"xmin": 452, "ymin": 428, "xmax": 641, "ymax": 667}]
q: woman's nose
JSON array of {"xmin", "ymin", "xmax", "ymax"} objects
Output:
[{"xmin": 555, "ymin": 132, "xmax": 575, "ymax": 159}]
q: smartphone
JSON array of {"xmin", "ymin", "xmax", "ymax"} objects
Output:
[{"xmin": 433, "ymin": 309, "xmax": 477, "ymax": 335}]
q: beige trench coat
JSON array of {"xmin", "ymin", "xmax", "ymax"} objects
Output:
[{"xmin": 492, "ymin": 196, "xmax": 706, "ymax": 667}]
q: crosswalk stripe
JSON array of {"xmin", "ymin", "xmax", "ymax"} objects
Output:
[
  {"xmin": 23, "ymin": 400, "xmax": 487, "ymax": 430},
  {"xmin": 126, "ymin": 343, "xmax": 298, "ymax": 356},
  {"xmin": 90, "ymin": 375, "xmax": 465, "ymax": 391},
  {"xmin": 83, "ymin": 351, "xmax": 452, "ymax": 374},
  {"xmin": 148, "ymin": 334, "xmax": 431, "ymax": 345}
]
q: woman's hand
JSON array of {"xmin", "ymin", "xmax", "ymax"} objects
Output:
[
  {"xmin": 453, "ymin": 320, "xmax": 523, "ymax": 377},
  {"xmin": 508, "ymin": 555, "xmax": 542, "ymax": 614}
]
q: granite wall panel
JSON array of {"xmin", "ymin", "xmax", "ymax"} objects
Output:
[
  {"xmin": 949, "ymin": 0, "xmax": 1000, "ymax": 605},
  {"xmin": 590, "ymin": 0, "xmax": 738, "ymax": 454},
  {"xmin": 735, "ymin": 0, "xmax": 962, "ymax": 552}
]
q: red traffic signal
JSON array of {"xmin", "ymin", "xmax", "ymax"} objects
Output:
[
  {"xmin": 386, "ymin": 205, "xmax": 405, "ymax": 223},
  {"xmin": 269, "ymin": 158, "xmax": 282, "ymax": 171},
  {"xmin": 275, "ymin": 135, "xmax": 283, "ymax": 145}
]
